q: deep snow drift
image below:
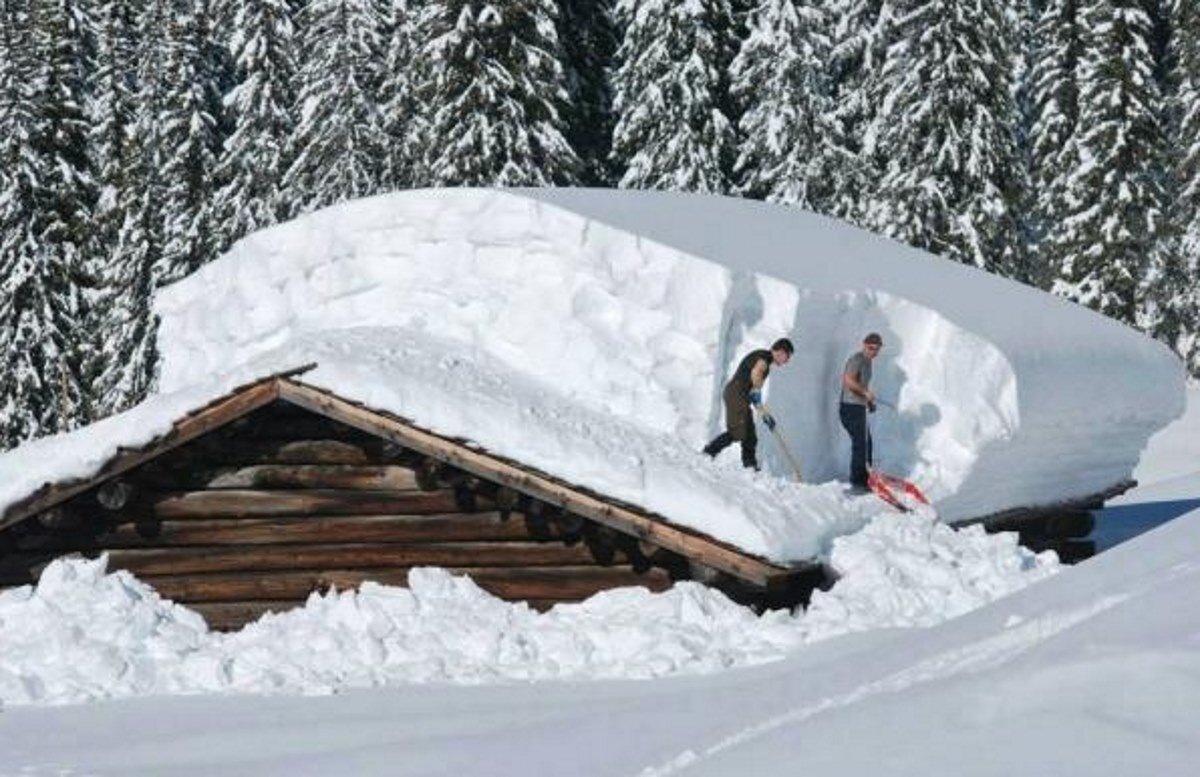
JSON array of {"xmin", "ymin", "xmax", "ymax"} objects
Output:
[{"xmin": 0, "ymin": 190, "xmax": 1195, "ymax": 774}]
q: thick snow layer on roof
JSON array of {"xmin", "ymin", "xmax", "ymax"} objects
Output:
[
  {"xmin": 151, "ymin": 188, "xmax": 1184, "ymax": 523},
  {"xmin": 1134, "ymin": 382, "xmax": 1200, "ymax": 486},
  {"xmin": 0, "ymin": 189, "xmax": 1184, "ymax": 561}
]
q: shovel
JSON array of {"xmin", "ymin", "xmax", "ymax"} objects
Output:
[
  {"xmin": 864, "ymin": 403, "xmax": 930, "ymax": 511},
  {"xmin": 757, "ymin": 404, "xmax": 804, "ymax": 482}
]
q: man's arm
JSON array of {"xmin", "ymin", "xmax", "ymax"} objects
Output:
[
  {"xmin": 750, "ymin": 357, "xmax": 770, "ymax": 389},
  {"xmin": 842, "ymin": 370, "xmax": 875, "ymax": 404}
]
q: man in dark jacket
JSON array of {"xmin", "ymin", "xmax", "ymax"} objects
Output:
[
  {"xmin": 840, "ymin": 332, "xmax": 882, "ymax": 490},
  {"xmin": 703, "ymin": 338, "xmax": 794, "ymax": 470}
]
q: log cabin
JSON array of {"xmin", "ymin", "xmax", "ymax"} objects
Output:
[{"xmin": 0, "ymin": 368, "xmax": 826, "ymax": 630}]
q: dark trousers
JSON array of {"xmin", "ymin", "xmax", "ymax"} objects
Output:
[
  {"xmin": 703, "ymin": 428, "xmax": 758, "ymax": 469},
  {"xmin": 839, "ymin": 402, "xmax": 872, "ymax": 486}
]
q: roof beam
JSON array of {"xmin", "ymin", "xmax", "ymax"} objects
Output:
[
  {"xmin": 276, "ymin": 379, "xmax": 798, "ymax": 588},
  {"xmin": 0, "ymin": 379, "xmax": 282, "ymax": 532}
]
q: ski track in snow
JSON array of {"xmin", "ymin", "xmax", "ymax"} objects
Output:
[{"xmin": 634, "ymin": 594, "xmax": 1134, "ymax": 777}]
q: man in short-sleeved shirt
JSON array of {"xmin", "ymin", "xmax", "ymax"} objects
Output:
[
  {"xmin": 840, "ymin": 333, "xmax": 882, "ymax": 489},
  {"xmin": 703, "ymin": 338, "xmax": 794, "ymax": 470}
]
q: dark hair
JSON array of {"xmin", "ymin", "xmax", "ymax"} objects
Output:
[
  {"xmin": 864, "ymin": 332, "xmax": 883, "ymax": 346},
  {"xmin": 772, "ymin": 337, "xmax": 795, "ymax": 355}
]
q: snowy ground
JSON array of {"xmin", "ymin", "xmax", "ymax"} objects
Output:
[
  {"xmin": 0, "ymin": 192, "xmax": 1195, "ymax": 773},
  {"xmin": 1, "ymin": 390, "xmax": 1196, "ymax": 775}
]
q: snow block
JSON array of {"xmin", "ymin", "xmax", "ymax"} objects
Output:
[{"xmin": 153, "ymin": 189, "xmax": 1183, "ymax": 537}]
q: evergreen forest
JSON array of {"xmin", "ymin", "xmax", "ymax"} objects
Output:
[{"xmin": 1, "ymin": 0, "xmax": 1197, "ymax": 446}]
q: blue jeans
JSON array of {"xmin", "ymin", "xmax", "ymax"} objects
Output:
[{"xmin": 839, "ymin": 403, "xmax": 872, "ymax": 486}]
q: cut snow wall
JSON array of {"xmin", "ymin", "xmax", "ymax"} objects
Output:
[
  {"xmin": 154, "ymin": 189, "xmax": 1185, "ymax": 523},
  {"xmin": 156, "ymin": 192, "xmax": 729, "ymax": 444}
]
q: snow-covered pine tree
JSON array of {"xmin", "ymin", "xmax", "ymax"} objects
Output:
[
  {"xmin": 100, "ymin": 195, "xmax": 159, "ymax": 413},
  {"xmin": 90, "ymin": 0, "xmax": 137, "ymax": 276},
  {"xmin": 213, "ymin": 0, "xmax": 298, "ymax": 251},
  {"xmin": 610, "ymin": 0, "xmax": 736, "ymax": 192},
  {"xmin": 1049, "ymin": 0, "xmax": 1167, "ymax": 326},
  {"xmin": 865, "ymin": 0, "xmax": 1024, "ymax": 273},
  {"xmin": 27, "ymin": 0, "xmax": 98, "ymax": 429},
  {"xmin": 1174, "ymin": 0, "xmax": 1200, "ymax": 290},
  {"xmin": 111, "ymin": 0, "xmax": 172, "ymax": 399},
  {"xmin": 1146, "ymin": 0, "xmax": 1200, "ymax": 374},
  {"xmin": 825, "ymin": 0, "xmax": 889, "ymax": 223},
  {"xmin": 154, "ymin": 0, "xmax": 224, "ymax": 286},
  {"xmin": 730, "ymin": 0, "xmax": 839, "ymax": 210},
  {"xmin": 410, "ymin": 0, "xmax": 579, "ymax": 186},
  {"xmin": 1027, "ymin": 0, "xmax": 1082, "ymax": 289},
  {"xmin": 1009, "ymin": 0, "xmax": 1039, "ymax": 286},
  {"xmin": 0, "ymin": 0, "xmax": 55, "ymax": 446},
  {"xmin": 283, "ymin": 0, "xmax": 389, "ymax": 210},
  {"xmin": 379, "ymin": 0, "xmax": 417, "ymax": 188},
  {"xmin": 559, "ymin": 0, "xmax": 618, "ymax": 185},
  {"xmin": 88, "ymin": 0, "xmax": 157, "ymax": 417}
]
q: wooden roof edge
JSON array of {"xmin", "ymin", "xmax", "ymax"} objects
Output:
[
  {"xmin": 0, "ymin": 367, "xmax": 314, "ymax": 533},
  {"xmin": 948, "ymin": 478, "xmax": 1136, "ymax": 531},
  {"xmin": 274, "ymin": 378, "xmax": 809, "ymax": 589}
]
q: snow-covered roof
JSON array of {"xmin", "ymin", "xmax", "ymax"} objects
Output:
[{"xmin": 0, "ymin": 189, "xmax": 1186, "ymax": 561}]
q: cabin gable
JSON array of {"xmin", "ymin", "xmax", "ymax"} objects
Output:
[{"xmin": 0, "ymin": 377, "xmax": 820, "ymax": 629}]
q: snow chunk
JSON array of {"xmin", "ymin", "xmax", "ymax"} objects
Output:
[
  {"xmin": 797, "ymin": 510, "xmax": 1060, "ymax": 639},
  {"xmin": 0, "ymin": 557, "xmax": 209, "ymax": 705}
]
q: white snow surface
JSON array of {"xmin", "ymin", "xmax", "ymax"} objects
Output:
[
  {"xmin": 1, "ymin": 440, "xmax": 1197, "ymax": 774},
  {"xmin": 1133, "ymin": 382, "xmax": 1200, "ymax": 486},
  {"xmin": 0, "ymin": 511, "xmax": 1056, "ymax": 707},
  {"xmin": 150, "ymin": 188, "xmax": 1185, "ymax": 522},
  {"xmin": 0, "ymin": 192, "xmax": 1196, "ymax": 773}
]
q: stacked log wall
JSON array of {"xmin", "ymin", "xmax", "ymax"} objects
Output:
[{"xmin": 0, "ymin": 403, "xmax": 674, "ymax": 630}]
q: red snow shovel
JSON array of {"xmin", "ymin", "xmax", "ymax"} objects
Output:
[
  {"xmin": 867, "ymin": 468, "xmax": 930, "ymax": 513},
  {"xmin": 758, "ymin": 404, "xmax": 803, "ymax": 482},
  {"xmin": 865, "ymin": 403, "xmax": 929, "ymax": 512}
]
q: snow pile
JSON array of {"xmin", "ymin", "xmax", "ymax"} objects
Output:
[
  {"xmin": 523, "ymin": 189, "xmax": 1188, "ymax": 517},
  {"xmin": 219, "ymin": 573, "xmax": 794, "ymax": 691},
  {"xmin": 153, "ymin": 188, "xmax": 1185, "ymax": 523},
  {"xmin": 799, "ymin": 511, "xmax": 1060, "ymax": 638},
  {"xmin": 0, "ymin": 517, "xmax": 1057, "ymax": 707},
  {"xmin": 0, "ymin": 560, "xmax": 210, "ymax": 705}
]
